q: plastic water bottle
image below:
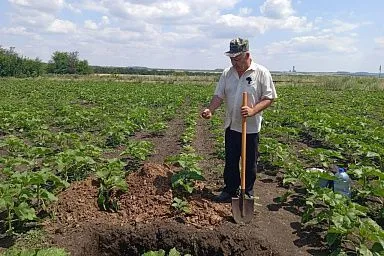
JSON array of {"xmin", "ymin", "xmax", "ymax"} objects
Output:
[{"xmin": 333, "ymin": 167, "xmax": 351, "ymax": 197}]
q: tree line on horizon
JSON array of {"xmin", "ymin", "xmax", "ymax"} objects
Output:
[
  {"xmin": 91, "ymin": 65, "xmax": 220, "ymax": 76},
  {"xmin": 0, "ymin": 46, "xmax": 220, "ymax": 78},
  {"xmin": 0, "ymin": 46, "xmax": 92, "ymax": 77},
  {"xmin": 0, "ymin": 47, "xmax": 44, "ymax": 77}
]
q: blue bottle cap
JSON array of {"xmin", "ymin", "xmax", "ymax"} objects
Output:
[{"xmin": 338, "ymin": 167, "xmax": 345, "ymax": 173}]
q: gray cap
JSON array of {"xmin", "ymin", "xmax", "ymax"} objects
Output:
[{"xmin": 224, "ymin": 38, "xmax": 249, "ymax": 57}]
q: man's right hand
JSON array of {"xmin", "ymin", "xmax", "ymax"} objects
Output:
[{"xmin": 201, "ymin": 108, "xmax": 212, "ymax": 119}]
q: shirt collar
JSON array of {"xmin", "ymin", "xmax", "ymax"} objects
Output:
[
  {"xmin": 247, "ymin": 59, "xmax": 257, "ymax": 71},
  {"xmin": 229, "ymin": 59, "xmax": 257, "ymax": 75}
]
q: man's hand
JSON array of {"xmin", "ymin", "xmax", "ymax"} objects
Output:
[
  {"xmin": 201, "ymin": 95, "xmax": 222, "ymax": 120},
  {"xmin": 241, "ymin": 99, "xmax": 274, "ymax": 117},
  {"xmin": 241, "ymin": 106, "xmax": 255, "ymax": 117},
  {"xmin": 201, "ymin": 108, "xmax": 213, "ymax": 119}
]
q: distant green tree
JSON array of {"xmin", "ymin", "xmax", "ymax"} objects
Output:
[
  {"xmin": 0, "ymin": 46, "xmax": 43, "ymax": 77},
  {"xmin": 68, "ymin": 51, "xmax": 78, "ymax": 74},
  {"xmin": 21, "ymin": 58, "xmax": 44, "ymax": 76},
  {"xmin": 77, "ymin": 60, "xmax": 92, "ymax": 74},
  {"xmin": 47, "ymin": 51, "xmax": 92, "ymax": 75},
  {"xmin": 47, "ymin": 51, "xmax": 69, "ymax": 74}
]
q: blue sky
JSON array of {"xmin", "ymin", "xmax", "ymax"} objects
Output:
[{"xmin": 1, "ymin": 0, "xmax": 383, "ymax": 72}]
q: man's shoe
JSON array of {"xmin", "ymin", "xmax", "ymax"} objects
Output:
[
  {"xmin": 245, "ymin": 192, "xmax": 254, "ymax": 199},
  {"xmin": 245, "ymin": 194, "xmax": 254, "ymax": 199},
  {"xmin": 213, "ymin": 191, "xmax": 232, "ymax": 203}
]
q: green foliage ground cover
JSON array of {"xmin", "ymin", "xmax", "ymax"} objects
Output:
[
  {"xmin": 0, "ymin": 78, "xmax": 211, "ymax": 253},
  {"xmin": 208, "ymin": 76, "xmax": 384, "ymax": 255},
  {"xmin": 260, "ymin": 79, "xmax": 384, "ymax": 255},
  {"xmin": 0, "ymin": 76, "xmax": 383, "ymax": 255}
]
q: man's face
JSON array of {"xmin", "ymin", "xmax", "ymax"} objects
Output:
[{"xmin": 230, "ymin": 53, "xmax": 247, "ymax": 72}]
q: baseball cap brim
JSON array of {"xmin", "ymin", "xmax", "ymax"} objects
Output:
[{"xmin": 224, "ymin": 51, "xmax": 243, "ymax": 57}]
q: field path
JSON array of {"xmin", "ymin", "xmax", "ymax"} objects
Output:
[{"xmin": 136, "ymin": 116, "xmax": 185, "ymax": 165}]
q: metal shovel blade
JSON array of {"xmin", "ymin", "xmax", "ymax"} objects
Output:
[{"xmin": 231, "ymin": 195, "xmax": 254, "ymax": 224}]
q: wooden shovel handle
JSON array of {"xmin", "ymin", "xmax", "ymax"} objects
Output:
[{"xmin": 241, "ymin": 92, "xmax": 247, "ymax": 191}]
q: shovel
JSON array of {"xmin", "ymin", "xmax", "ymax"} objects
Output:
[{"xmin": 232, "ymin": 92, "xmax": 254, "ymax": 224}]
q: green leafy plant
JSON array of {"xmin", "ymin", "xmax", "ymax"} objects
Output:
[
  {"xmin": 180, "ymin": 111, "xmax": 197, "ymax": 146},
  {"xmin": 120, "ymin": 140, "xmax": 154, "ymax": 161},
  {"xmin": 0, "ymin": 169, "xmax": 68, "ymax": 234},
  {"xmin": 0, "ymin": 135, "xmax": 28, "ymax": 156},
  {"xmin": 171, "ymin": 197, "xmax": 191, "ymax": 214},
  {"xmin": 104, "ymin": 121, "xmax": 139, "ymax": 147},
  {"xmin": 171, "ymin": 169, "xmax": 204, "ymax": 194},
  {"xmin": 148, "ymin": 122, "xmax": 168, "ymax": 136},
  {"xmin": 96, "ymin": 159, "xmax": 128, "ymax": 212},
  {"xmin": 302, "ymin": 189, "xmax": 383, "ymax": 255},
  {"xmin": 348, "ymin": 166, "xmax": 384, "ymax": 199},
  {"xmin": 142, "ymin": 247, "xmax": 191, "ymax": 256},
  {"xmin": 0, "ymin": 183, "xmax": 36, "ymax": 234},
  {"xmin": 11, "ymin": 169, "xmax": 69, "ymax": 211},
  {"xmin": 210, "ymin": 114, "xmax": 225, "ymax": 160},
  {"xmin": 166, "ymin": 153, "xmax": 202, "ymax": 170},
  {"xmin": 53, "ymin": 145, "xmax": 101, "ymax": 182},
  {"xmin": 167, "ymin": 153, "xmax": 204, "ymax": 194},
  {"xmin": 1, "ymin": 247, "xmax": 69, "ymax": 256},
  {"xmin": 180, "ymin": 126, "xmax": 195, "ymax": 146}
]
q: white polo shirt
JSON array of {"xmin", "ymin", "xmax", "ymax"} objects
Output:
[{"xmin": 214, "ymin": 61, "xmax": 277, "ymax": 134}]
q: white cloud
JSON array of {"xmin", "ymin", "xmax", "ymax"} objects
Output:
[
  {"xmin": 9, "ymin": 10, "xmax": 55, "ymax": 29},
  {"xmin": 102, "ymin": 0, "xmax": 190, "ymax": 20},
  {"xmin": 65, "ymin": 0, "xmax": 308, "ymax": 41},
  {"xmin": 119, "ymin": 21, "xmax": 160, "ymax": 35},
  {"xmin": 47, "ymin": 19, "xmax": 76, "ymax": 34},
  {"xmin": 215, "ymin": 14, "xmax": 311, "ymax": 35},
  {"xmin": 331, "ymin": 20, "xmax": 359, "ymax": 33},
  {"xmin": 211, "ymin": 0, "xmax": 311, "ymax": 36},
  {"xmin": 77, "ymin": 0, "xmax": 108, "ymax": 13},
  {"xmin": 260, "ymin": 0, "xmax": 294, "ymax": 19},
  {"xmin": 188, "ymin": 0, "xmax": 239, "ymax": 10},
  {"xmin": 216, "ymin": 14, "xmax": 269, "ymax": 34},
  {"xmin": 77, "ymin": 0, "xmax": 240, "ymax": 24},
  {"xmin": 317, "ymin": 19, "xmax": 366, "ymax": 36},
  {"xmin": 239, "ymin": 7, "xmax": 252, "ymax": 16},
  {"xmin": 265, "ymin": 35, "xmax": 358, "ymax": 56},
  {"xmin": 278, "ymin": 16, "xmax": 312, "ymax": 32},
  {"xmin": 314, "ymin": 17, "xmax": 323, "ymax": 24},
  {"xmin": 1, "ymin": 26, "xmax": 33, "ymax": 36},
  {"xmin": 91, "ymin": 28, "xmax": 145, "ymax": 44},
  {"xmin": 128, "ymin": 0, "xmax": 157, "ymax": 3},
  {"xmin": 65, "ymin": 2, "xmax": 81, "ymax": 13},
  {"xmin": 84, "ymin": 20, "xmax": 98, "ymax": 30},
  {"xmin": 159, "ymin": 1, "xmax": 190, "ymax": 16},
  {"xmin": 2, "ymin": 0, "xmax": 380, "ymax": 72},
  {"xmin": 101, "ymin": 16, "xmax": 110, "ymax": 25},
  {"xmin": 0, "ymin": 26, "xmax": 43, "ymax": 41},
  {"xmin": 375, "ymin": 37, "xmax": 384, "ymax": 48},
  {"xmin": 8, "ymin": 0, "xmax": 65, "ymax": 13}
]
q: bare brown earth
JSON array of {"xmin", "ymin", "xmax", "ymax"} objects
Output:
[{"xmin": 40, "ymin": 113, "xmax": 327, "ymax": 256}]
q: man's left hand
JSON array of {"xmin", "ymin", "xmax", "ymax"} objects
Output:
[{"xmin": 241, "ymin": 106, "xmax": 255, "ymax": 117}]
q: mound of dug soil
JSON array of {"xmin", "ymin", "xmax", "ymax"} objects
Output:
[
  {"xmin": 45, "ymin": 163, "xmax": 276, "ymax": 256},
  {"xmin": 46, "ymin": 163, "xmax": 230, "ymax": 231}
]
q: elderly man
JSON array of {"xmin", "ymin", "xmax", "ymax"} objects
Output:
[{"xmin": 201, "ymin": 38, "xmax": 277, "ymax": 203}]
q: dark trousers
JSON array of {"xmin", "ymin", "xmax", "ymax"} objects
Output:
[{"xmin": 223, "ymin": 128, "xmax": 259, "ymax": 196}]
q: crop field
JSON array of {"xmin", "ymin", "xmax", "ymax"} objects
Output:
[{"xmin": 0, "ymin": 76, "xmax": 383, "ymax": 256}]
